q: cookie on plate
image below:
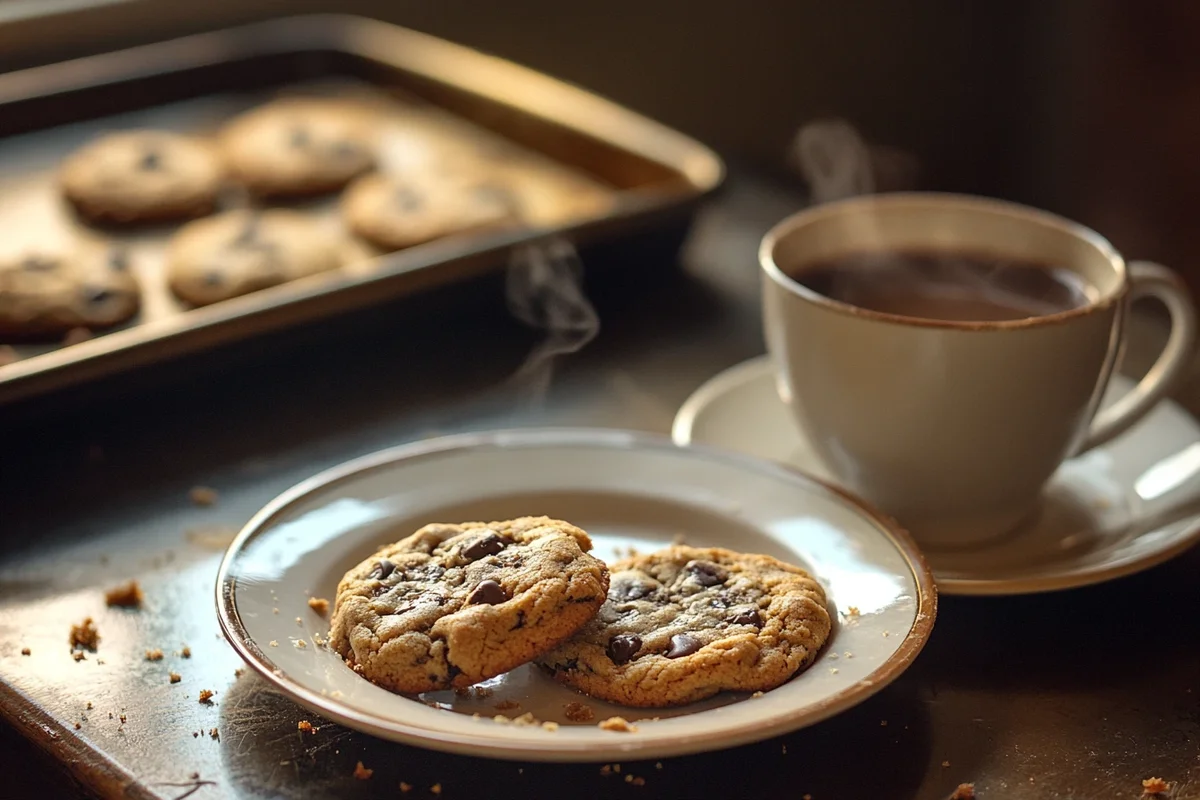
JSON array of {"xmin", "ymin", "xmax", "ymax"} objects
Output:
[
  {"xmin": 220, "ymin": 99, "xmax": 376, "ymax": 197},
  {"xmin": 341, "ymin": 173, "xmax": 519, "ymax": 252},
  {"xmin": 59, "ymin": 131, "xmax": 223, "ymax": 224},
  {"xmin": 536, "ymin": 546, "xmax": 831, "ymax": 707},
  {"xmin": 165, "ymin": 209, "xmax": 341, "ymax": 307},
  {"xmin": 0, "ymin": 244, "xmax": 140, "ymax": 339},
  {"xmin": 330, "ymin": 516, "xmax": 610, "ymax": 693}
]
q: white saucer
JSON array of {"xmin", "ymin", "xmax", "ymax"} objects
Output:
[
  {"xmin": 673, "ymin": 356, "xmax": 1200, "ymax": 596},
  {"xmin": 216, "ymin": 429, "xmax": 935, "ymax": 761}
]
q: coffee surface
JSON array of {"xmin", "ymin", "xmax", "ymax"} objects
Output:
[{"xmin": 792, "ymin": 250, "xmax": 1094, "ymax": 322}]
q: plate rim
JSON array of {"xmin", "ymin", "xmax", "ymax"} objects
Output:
[
  {"xmin": 215, "ymin": 427, "xmax": 937, "ymax": 761},
  {"xmin": 672, "ymin": 355, "xmax": 1200, "ymax": 597}
]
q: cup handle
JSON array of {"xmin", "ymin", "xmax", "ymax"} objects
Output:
[{"xmin": 1075, "ymin": 260, "xmax": 1198, "ymax": 454}]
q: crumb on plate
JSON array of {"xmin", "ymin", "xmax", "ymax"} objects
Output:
[
  {"xmin": 69, "ymin": 618, "xmax": 100, "ymax": 651},
  {"xmin": 198, "ymin": 689, "xmax": 214, "ymax": 704},
  {"xmin": 564, "ymin": 701, "xmax": 595, "ymax": 722},
  {"xmin": 20, "ymin": 647, "xmax": 30, "ymax": 656},
  {"xmin": 1143, "ymin": 777, "xmax": 1170, "ymax": 795},
  {"xmin": 169, "ymin": 672, "xmax": 181, "ymax": 684},
  {"xmin": 181, "ymin": 646, "xmax": 191, "ymax": 658},
  {"xmin": 542, "ymin": 721, "xmax": 559, "ymax": 731},
  {"xmin": 145, "ymin": 649, "xmax": 164, "ymax": 661},
  {"xmin": 72, "ymin": 651, "xmax": 86, "ymax": 662},
  {"xmin": 353, "ymin": 762, "xmax": 373, "ymax": 780},
  {"xmin": 950, "ymin": 783, "xmax": 975, "ymax": 800},
  {"xmin": 307, "ymin": 597, "xmax": 330, "ymax": 616},
  {"xmin": 104, "ymin": 580, "xmax": 144, "ymax": 608},
  {"xmin": 598, "ymin": 716, "xmax": 637, "ymax": 733}
]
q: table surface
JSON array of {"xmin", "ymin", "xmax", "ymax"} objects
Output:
[{"xmin": 2, "ymin": 171, "xmax": 1199, "ymax": 800}]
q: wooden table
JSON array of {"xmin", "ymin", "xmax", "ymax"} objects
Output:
[{"xmin": 2, "ymin": 172, "xmax": 1198, "ymax": 800}]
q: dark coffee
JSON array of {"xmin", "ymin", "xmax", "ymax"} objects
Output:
[{"xmin": 791, "ymin": 250, "xmax": 1094, "ymax": 322}]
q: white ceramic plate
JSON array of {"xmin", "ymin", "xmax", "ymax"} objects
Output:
[
  {"xmin": 216, "ymin": 428, "xmax": 935, "ymax": 761},
  {"xmin": 673, "ymin": 356, "xmax": 1200, "ymax": 596}
]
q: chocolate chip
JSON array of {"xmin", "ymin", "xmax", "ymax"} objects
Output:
[
  {"xmin": 731, "ymin": 608, "xmax": 761, "ymax": 626},
  {"xmin": 83, "ymin": 287, "xmax": 113, "ymax": 305},
  {"xmin": 289, "ymin": 127, "xmax": 311, "ymax": 148},
  {"xmin": 606, "ymin": 633, "xmax": 642, "ymax": 664},
  {"xmin": 466, "ymin": 579, "xmax": 508, "ymax": 605},
  {"xmin": 108, "ymin": 250, "xmax": 129, "ymax": 272},
  {"xmin": 686, "ymin": 560, "xmax": 728, "ymax": 587},
  {"xmin": 202, "ymin": 271, "xmax": 223, "ymax": 286},
  {"xmin": 368, "ymin": 558, "xmax": 396, "ymax": 580},
  {"xmin": 612, "ymin": 580, "xmax": 654, "ymax": 602},
  {"xmin": 393, "ymin": 187, "xmax": 423, "ymax": 212},
  {"xmin": 462, "ymin": 533, "xmax": 508, "ymax": 561},
  {"xmin": 139, "ymin": 150, "xmax": 161, "ymax": 171},
  {"xmin": 665, "ymin": 633, "xmax": 701, "ymax": 658},
  {"xmin": 21, "ymin": 256, "xmax": 57, "ymax": 272}
]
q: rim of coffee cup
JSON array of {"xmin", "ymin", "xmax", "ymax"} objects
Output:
[{"xmin": 759, "ymin": 191, "xmax": 1126, "ymax": 331}]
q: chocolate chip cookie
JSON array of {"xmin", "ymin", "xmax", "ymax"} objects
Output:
[
  {"xmin": 59, "ymin": 131, "xmax": 223, "ymax": 224},
  {"xmin": 165, "ymin": 209, "xmax": 342, "ymax": 307},
  {"xmin": 0, "ymin": 244, "xmax": 140, "ymax": 338},
  {"xmin": 536, "ymin": 546, "xmax": 831, "ymax": 707},
  {"xmin": 220, "ymin": 99, "xmax": 376, "ymax": 197},
  {"xmin": 341, "ymin": 173, "xmax": 519, "ymax": 252},
  {"xmin": 330, "ymin": 516, "xmax": 610, "ymax": 693}
]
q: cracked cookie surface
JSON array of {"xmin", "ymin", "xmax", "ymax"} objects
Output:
[
  {"xmin": 330, "ymin": 516, "xmax": 609, "ymax": 693},
  {"xmin": 536, "ymin": 546, "xmax": 831, "ymax": 707}
]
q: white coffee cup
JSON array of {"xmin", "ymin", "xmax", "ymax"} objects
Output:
[{"xmin": 760, "ymin": 192, "xmax": 1198, "ymax": 547}]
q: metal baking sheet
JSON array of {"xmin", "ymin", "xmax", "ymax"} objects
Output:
[{"xmin": 0, "ymin": 14, "xmax": 723, "ymax": 405}]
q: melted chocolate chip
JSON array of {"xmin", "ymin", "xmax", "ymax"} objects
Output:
[
  {"xmin": 368, "ymin": 558, "xmax": 396, "ymax": 580},
  {"xmin": 108, "ymin": 250, "xmax": 129, "ymax": 272},
  {"xmin": 393, "ymin": 187, "xmax": 423, "ymax": 212},
  {"xmin": 731, "ymin": 608, "xmax": 761, "ymax": 626},
  {"xmin": 612, "ymin": 580, "xmax": 654, "ymax": 602},
  {"xmin": 606, "ymin": 633, "xmax": 642, "ymax": 664},
  {"xmin": 665, "ymin": 633, "xmax": 701, "ymax": 659},
  {"xmin": 462, "ymin": 532, "xmax": 508, "ymax": 561},
  {"xmin": 21, "ymin": 256, "xmax": 58, "ymax": 272},
  {"xmin": 83, "ymin": 287, "xmax": 113, "ymax": 305},
  {"xmin": 466, "ymin": 579, "xmax": 508, "ymax": 605},
  {"xmin": 139, "ymin": 150, "xmax": 162, "ymax": 171},
  {"xmin": 686, "ymin": 560, "xmax": 728, "ymax": 587}
]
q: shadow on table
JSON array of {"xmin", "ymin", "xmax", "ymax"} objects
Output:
[{"xmin": 218, "ymin": 667, "xmax": 939, "ymax": 800}]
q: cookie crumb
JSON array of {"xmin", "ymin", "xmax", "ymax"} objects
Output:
[
  {"xmin": 949, "ymin": 783, "xmax": 975, "ymax": 800},
  {"xmin": 298, "ymin": 720, "xmax": 317, "ymax": 734},
  {"xmin": 1143, "ymin": 777, "xmax": 1170, "ymax": 795},
  {"xmin": 72, "ymin": 651, "xmax": 86, "ymax": 662},
  {"xmin": 145, "ymin": 649, "xmax": 164, "ymax": 661},
  {"xmin": 541, "ymin": 721, "xmax": 559, "ymax": 731},
  {"xmin": 492, "ymin": 715, "xmax": 511, "ymax": 724},
  {"xmin": 69, "ymin": 618, "xmax": 100, "ymax": 651},
  {"xmin": 494, "ymin": 699, "xmax": 521, "ymax": 712},
  {"xmin": 104, "ymin": 580, "xmax": 144, "ymax": 608},
  {"xmin": 600, "ymin": 765, "xmax": 612, "ymax": 776},
  {"xmin": 431, "ymin": 784, "xmax": 442, "ymax": 795},
  {"xmin": 74, "ymin": 722, "xmax": 81, "ymax": 730},
  {"xmin": 880, "ymin": 720, "xmax": 888, "ymax": 726},
  {"xmin": 181, "ymin": 646, "xmax": 191, "ymax": 658},
  {"xmin": 883, "ymin": 631, "xmax": 889, "ymax": 637},
  {"xmin": 751, "ymin": 691, "xmax": 765, "ymax": 698},
  {"xmin": 189, "ymin": 486, "xmax": 219, "ymax": 506},
  {"xmin": 119, "ymin": 714, "xmax": 126, "ymax": 723},
  {"xmin": 209, "ymin": 727, "xmax": 219, "ymax": 740},
  {"xmin": 269, "ymin": 640, "xmax": 278, "ymax": 647},
  {"xmin": 847, "ymin": 606, "xmax": 860, "ymax": 616},
  {"xmin": 0, "ymin": 345, "xmax": 19, "ymax": 367},
  {"xmin": 86, "ymin": 702, "xmax": 92, "ymax": 710},
  {"xmin": 294, "ymin": 639, "xmax": 307, "ymax": 649},
  {"xmin": 312, "ymin": 632, "xmax": 325, "ymax": 646},
  {"xmin": 630, "ymin": 776, "xmax": 646, "ymax": 786},
  {"xmin": 307, "ymin": 597, "xmax": 330, "ymax": 616},
  {"xmin": 829, "ymin": 668, "xmax": 839, "ymax": 675},
  {"xmin": 234, "ymin": 668, "xmax": 244, "ymax": 678},
  {"xmin": 272, "ymin": 608, "xmax": 279, "ymax": 615},
  {"xmin": 169, "ymin": 672, "xmax": 181, "ymax": 684},
  {"xmin": 655, "ymin": 763, "xmax": 662, "ymax": 770},
  {"xmin": 353, "ymin": 761, "xmax": 373, "ymax": 780},
  {"xmin": 62, "ymin": 327, "xmax": 93, "ymax": 346},
  {"xmin": 613, "ymin": 764, "xmax": 622, "ymax": 773},
  {"xmin": 399, "ymin": 782, "xmax": 412, "ymax": 793},
  {"xmin": 193, "ymin": 732, "xmax": 198, "ymax": 738},
  {"xmin": 564, "ymin": 701, "xmax": 595, "ymax": 722},
  {"xmin": 598, "ymin": 716, "xmax": 637, "ymax": 732},
  {"xmin": 20, "ymin": 647, "xmax": 30, "ymax": 656},
  {"xmin": 827, "ymin": 652, "xmax": 838, "ymax": 660},
  {"xmin": 295, "ymin": 617, "xmax": 303, "ymax": 626},
  {"xmin": 198, "ymin": 689, "xmax": 214, "ymax": 704},
  {"xmin": 942, "ymin": 761, "xmax": 950, "ymax": 767},
  {"xmin": 843, "ymin": 651, "xmax": 853, "ymax": 658}
]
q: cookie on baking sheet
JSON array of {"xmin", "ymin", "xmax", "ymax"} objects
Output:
[
  {"xmin": 0, "ymin": 244, "xmax": 140, "ymax": 339},
  {"xmin": 341, "ymin": 173, "xmax": 519, "ymax": 252},
  {"xmin": 330, "ymin": 516, "xmax": 610, "ymax": 693},
  {"xmin": 165, "ymin": 209, "xmax": 341, "ymax": 307},
  {"xmin": 536, "ymin": 546, "xmax": 831, "ymax": 707},
  {"xmin": 220, "ymin": 99, "xmax": 376, "ymax": 197},
  {"xmin": 59, "ymin": 131, "xmax": 223, "ymax": 224}
]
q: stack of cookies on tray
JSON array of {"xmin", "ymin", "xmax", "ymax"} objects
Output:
[
  {"xmin": 0, "ymin": 95, "xmax": 610, "ymax": 344},
  {"xmin": 329, "ymin": 516, "xmax": 832, "ymax": 707}
]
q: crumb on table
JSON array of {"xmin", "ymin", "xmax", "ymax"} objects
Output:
[
  {"xmin": 20, "ymin": 647, "xmax": 30, "ymax": 656},
  {"xmin": 564, "ymin": 701, "xmax": 595, "ymax": 722},
  {"xmin": 298, "ymin": 720, "xmax": 317, "ymax": 734},
  {"xmin": 209, "ymin": 727, "xmax": 219, "ymax": 740},
  {"xmin": 198, "ymin": 689, "xmax": 214, "ymax": 704},
  {"xmin": 69, "ymin": 618, "xmax": 100, "ymax": 651},
  {"xmin": 145, "ymin": 649, "xmax": 164, "ymax": 661},
  {"xmin": 598, "ymin": 716, "xmax": 637, "ymax": 733},
  {"xmin": 188, "ymin": 486, "xmax": 219, "ymax": 507},
  {"xmin": 72, "ymin": 651, "xmax": 86, "ymax": 662},
  {"xmin": 1143, "ymin": 777, "xmax": 1170, "ymax": 795},
  {"xmin": 181, "ymin": 646, "xmax": 191, "ymax": 658},
  {"xmin": 353, "ymin": 762, "xmax": 373, "ymax": 780},
  {"xmin": 294, "ymin": 639, "xmax": 307, "ymax": 649},
  {"xmin": 430, "ymin": 784, "xmax": 442, "ymax": 795},
  {"xmin": 169, "ymin": 672, "xmax": 181, "ymax": 684},
  {"xmin": 119, "ymin": 714, "xmax": 126, "ymax": 724},
  {"xmin": 399, "ymin": 782, "xmax": 412, "ymax": 793},
  {"xmin": 950, "ymin": 783, "xmax": 975, "ymax": 800},
  {"xmin": 307, "ymin": 597, "xmax": 330, "ymax": 616},
  {"xmin": 104, "ymin": 580, "xmax": 144, "ymax": 608}
]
